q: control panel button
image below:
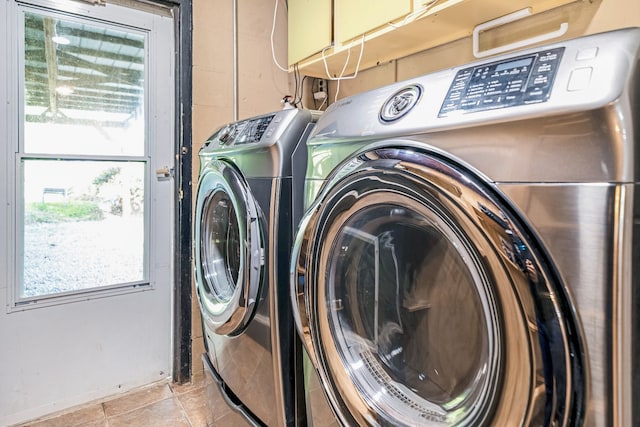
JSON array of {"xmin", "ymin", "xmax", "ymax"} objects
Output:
[
  {"xmin": 576, "ymin": 47, "xmax": 598, "ymax": 61},
  {"xmin": 567, "ymin": 67, "xmax": 593, "ymax": 91}
]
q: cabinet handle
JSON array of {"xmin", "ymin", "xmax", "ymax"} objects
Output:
[{"xmin": 472, "ymin": 7, "xmax": 568, "ymax": 58}]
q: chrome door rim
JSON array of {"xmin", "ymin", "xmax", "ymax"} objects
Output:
[
  {"xmin": 195, "ymin": 159, "xmax": 263, "ymax": 336},
  {"xmin": 292, "ymin": 144, "xmax": 583, "ymax": 426}
]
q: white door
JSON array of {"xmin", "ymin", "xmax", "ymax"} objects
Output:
[{"xmin": 0, "ymin": 0, "xmax": 175, "ymax": 425}]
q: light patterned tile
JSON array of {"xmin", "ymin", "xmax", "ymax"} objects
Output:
[
  {"xmin": 102, "ymin": 382, "xmax": 173, "ymax": 417},
  {"xmin": 17, "ymin": 369, "xmax": 252, "ymax": 427},
  {"xmin": 170, "ymin": 370, "xmax": 208, "ymax": 396},
  {"xmin": 175, "ymin": 386, "xmax": 214, "ymax": 427},
  {"xmin": 210, "ymin": 408, "xmax": 252, "ymax": 427},
  {"xmin": 19, "ymin": 404, "xmax": 105, "ymax": 427},
  {"xmin": 106, "ymin": 398, "xmax": 189, "ymax": 427},
  {"xmin": 75, "ymin": 420, "xmax": 107, "ymax": 427},
  {"xmin": 191, "ymin": 337, "xmax": 206, "ymax": 378}
]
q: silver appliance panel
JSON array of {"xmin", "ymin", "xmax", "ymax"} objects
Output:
[
  {"xmin": 307, "ymin": 27, "xmax": 640, "ymax": 183},
  {"xmin": 292, "ymin": 27, "xmax": 640, "ymax": 427}
]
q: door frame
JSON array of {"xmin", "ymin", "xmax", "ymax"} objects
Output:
[
  {"xmin": 162, "ymin": 0, "xmax": 192, "ymax": 384},
  {"xmin": 146, "ymin": 0, "xmax": 193, "ymax": 384}
]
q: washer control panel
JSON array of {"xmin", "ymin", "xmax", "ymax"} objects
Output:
[
  {"xmin": 205, "ymin": 114, "xmax": 275, "ymax": 148},
  {"xmin": 439, "ymin": 47, "xmax": 564, "ymax": 117}
]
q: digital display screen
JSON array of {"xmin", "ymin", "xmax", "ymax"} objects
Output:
[
  {"xmin": 495, "ymin": 57, "xmax": 533, "ymax": 72},
  {"xmin": 438, "ymin": 47, "xmax": 564, "ymax": 117},
  {"xmin": 231, "ymin": 115, "xmax": 274, "ymax": 145},
  {"xmin": 204, "ymin": 115, "xmax": 275, "ymax": 148}
]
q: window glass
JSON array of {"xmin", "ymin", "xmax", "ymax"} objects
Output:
[
  {"xmin": 23, "ymin": 12, "xmax": 145, "ymax": 156},
  {"xmin": 18, "ymin": 10, "xmax": 148, "ymax": 300},
  {"xmin": 21, "ymin": 160, "xmax": 146, "ymax": 298}
]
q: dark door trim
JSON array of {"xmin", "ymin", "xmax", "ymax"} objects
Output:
[
  {"xmin": 172, "ymin": 0, "xmax": 193, "ymax": 385},
  {"xmin": 146, "ymin": 0, "xmax": 193, "ymax": 384}
]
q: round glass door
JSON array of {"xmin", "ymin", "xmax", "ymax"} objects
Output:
[
  {"xmin": 195, "ymin": 159, "xmax": 263, "ymax": 336},
  {"xmin": 294, "ymin": 146, "xmax": 583, "ymax": 426},
  {"xmin": 200, "ymin": 189, "xmax": 240, "ymax": 305},
  {"xmin": 323, "ymin": 201, "xmax": 498, "ymax": 425}
]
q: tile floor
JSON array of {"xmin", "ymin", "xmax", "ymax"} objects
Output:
[{"xmin": 15, "ymin": 370, "xmax": 251, "ymax": 427}]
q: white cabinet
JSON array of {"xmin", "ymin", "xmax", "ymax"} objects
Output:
[
  {"xmin": 287, "ymin": 0, "xmax": 332, "ymax": 65},
  {"xmin": 288, "ymin": 0, "xmax": 583, "ymax": 78},
  {"xmin": 335, "ymin": 0, "xmax": 412, "ymax": 43}
]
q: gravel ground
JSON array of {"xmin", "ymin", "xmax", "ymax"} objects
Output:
[{"xmin": 22, "ymin": 215, "xmax": 144, "ymax": 297}]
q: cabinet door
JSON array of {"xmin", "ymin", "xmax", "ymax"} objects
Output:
[
  {"xmin": 335, "ymin": 0, "xmax": 411, "ymax": 43},
  {"xmin": 288, "ymin": 0, "xmax": 332, "ymax": 66}
]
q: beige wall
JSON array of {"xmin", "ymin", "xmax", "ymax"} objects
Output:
[
  {"xmin": 192, "ymin": 0, "xmax": 290, "ymax": 152},
  {"xmin": 191, "ymin": 0, "xmax": 291, "ymax": 375},
  {"xmin": 330, "ymin": 0, "xmax": 640, "ymax": 99}
]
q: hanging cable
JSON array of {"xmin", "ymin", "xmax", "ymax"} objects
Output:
[
  {"xmin": 293, "ymin": 62, "xmax": 299, "ymax": 105},
  {"xmin": 312, "ymin": 79, "xmax": 319, "ymax": 110},
  {"xmin": 322, "ymin": 33, "xmax": 365, "ymax": 102},
  {"xmin": 293, "ymin": 64, "xmax": 302, "ymax": 108},
  {"xmin": 321, "ymin": 33, "xmax": 365, "ymax": 83},
  {"xmin": 294, "ymin": 69, "xmax": 308, "ymax": 109},
  {"xmin": 271, "ymin": 0, "xmax": 290, "ymax": 72},
  {"xmin": 318, "ymin": 91, "xmax": 328, "ymax": 110},
  {"xmin": 334, "ymin": 79, "xmax": 341, "ymax": 103},
  {"xmin": 232, "ymin": 0, "xmax": 238, "ymax": 120}
]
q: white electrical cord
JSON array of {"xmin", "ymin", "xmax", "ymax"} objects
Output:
[
  {"xmin": 326, "ymin": 0, "xmax": 440, "ymax": 101},
  {"xmin": 323, "ymin": 33, "xmax": 365, "ymax": 102},
  {"xmin": 321, "ymin": 33, "xmax": 365, "ymax": 83},
  {"xmin": 271, "ymin": 0, "xmax": 289, "ymax": 72},
  {"xmin": 318, "ymin": 93, "xmax": 328, "ymax": 110},
  {"xmin": 280, "ymin": 0, "xmax": 366, "ymax": 102}
]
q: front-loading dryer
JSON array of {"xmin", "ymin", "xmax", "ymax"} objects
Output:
[
  {"xmin": 291, "ymin": 27, "xmax": 640, "ymax": 426},
  {"xmin": 195, "ymin": 108, "xmax": 318, "ymax": 426}
]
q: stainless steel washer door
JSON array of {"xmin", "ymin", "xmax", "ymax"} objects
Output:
[
  {"xmin": 195, "ymin": 159, "xmax": 263, "ymax": 336},
  {"xmin": 291, "ymin": 145, "xmax": 584, "ymax": 426}
]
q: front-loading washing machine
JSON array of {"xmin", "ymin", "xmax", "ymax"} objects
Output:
[
  {"xmin": 195, "ymin": 108, "xmax": 318, "ymax": 426},
  {"xmin": 291, "ymin": 27, "xmax": 640, "ymax": 426}
]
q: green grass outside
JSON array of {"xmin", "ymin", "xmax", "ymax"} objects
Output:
[{"xmin": 26, "ymin": 201, "xmax": 104, "ymax": 223}]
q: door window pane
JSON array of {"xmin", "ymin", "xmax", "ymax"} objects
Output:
[
  {"xmin": 21, "ymin": 160, "xmax": 146, "ymax": 298},
  {"xmin": 23, "ymin": 11, "xmax": 145, "ymax": 156},
  {"xmin": 18, "ymin": 9, "xmax": 149, "ymax": 301}
]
